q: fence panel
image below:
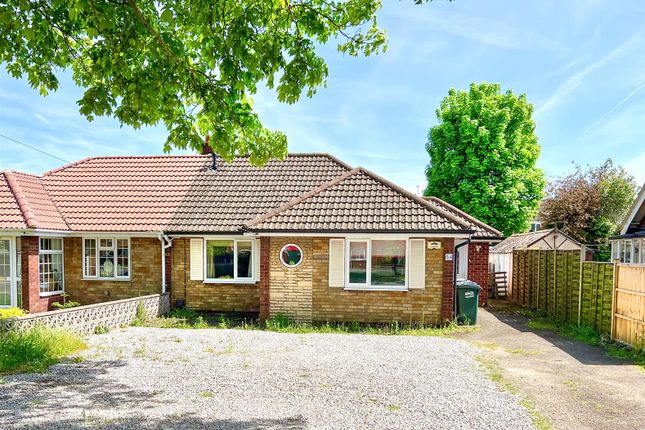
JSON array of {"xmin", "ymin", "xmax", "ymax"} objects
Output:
[
  {"xmin": 510, "ymin": 250, "xmax": 613, "ymax": 335},
  {"xmin": 612, "ymin": 264, "xmax": 645, "ymax": 348}
]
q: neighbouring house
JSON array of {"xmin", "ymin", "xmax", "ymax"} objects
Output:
[
  {"xmin": 489, "ymin": 227, "xmax": 584, "ymax": 297},
  {"xmin": 610, "ymin": 183, "xmax": 645, "ymax": 264},
  {"xmin": 0, "ymin": 151, "xmax": 501, "ymax": 323}
]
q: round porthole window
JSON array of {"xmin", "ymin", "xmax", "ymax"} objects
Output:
[{"xmin": 280, "ymin": 244, "xmax": 303, "ymax": 268}]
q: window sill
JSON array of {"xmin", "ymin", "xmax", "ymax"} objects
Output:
[
  {"xmin": 82, "ymin": 277, "xmax": 131, "ymax": 282},
  {"xmin": 203, "ymin": 279, "xmax": 257, "ymax": 285},
  {"xmin": 343, "ymin": 286, "xmax": 408, "ymax": 292},
  {"xmin": 40, "ymin": 291, "xmax": 64, "ymax": 297}
]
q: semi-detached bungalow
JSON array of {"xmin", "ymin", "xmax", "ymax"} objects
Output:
[{"xmin": 0, "ymin": 151, "xmax": 501, "ymax": 323}]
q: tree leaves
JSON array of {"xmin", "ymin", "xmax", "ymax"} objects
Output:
[
  {"xmin": 0, "ymin": 0, "xmax": 394, "ymax": 164},
  {"xmin": 424, "ymin": 82, "xmax": 546, "ymax": 236}
]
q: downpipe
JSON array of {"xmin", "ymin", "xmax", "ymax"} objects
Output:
[{"xmin": 158, "ymin": 233, "xmax": 174, "ymax": 294}]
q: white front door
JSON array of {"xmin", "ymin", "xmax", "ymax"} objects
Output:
[
  {"xmin": 456, "ymin": 243, "xmax": 468, "ymax": 281},
  {"xmin": 0, "ymin": 238, "xmax": 16, "ymax": 308}
]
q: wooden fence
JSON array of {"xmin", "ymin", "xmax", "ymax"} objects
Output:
[
  {"xmin": 612, "ymin": 265, "xmax": 645, "ymax": 348},
  {"xmin": 511, "ymin": 250, "xmax": 613, "ymax": 335}
]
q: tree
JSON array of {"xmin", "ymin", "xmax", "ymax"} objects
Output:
[
  {"xmin": 540, "ymin": 159, "xmax": 637, "ymax": 249},
  {"xmin": 0, "ymin": 0, "xmax": 402, "ymax": 164},
  {"xmin": 424, "ymin": 82, "xmax": 545, "ymax": 236}
]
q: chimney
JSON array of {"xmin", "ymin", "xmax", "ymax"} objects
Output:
[{"xmin": 201, "ymin": 135, "xmax": 213, "ymax": 155}]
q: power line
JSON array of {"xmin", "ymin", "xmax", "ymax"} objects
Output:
[{"xmin": 0, "ymin": 133, "xmax": 70, "ymax": 164}]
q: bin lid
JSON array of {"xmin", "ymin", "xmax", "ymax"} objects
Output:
[{"xmin": 456, "ymin": 280, "xmax": 482, "ymax": 290}]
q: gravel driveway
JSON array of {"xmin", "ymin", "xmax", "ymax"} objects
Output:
[{"xmin": 1, "ymin": 327, "xmax": 534, "ymax": 429}]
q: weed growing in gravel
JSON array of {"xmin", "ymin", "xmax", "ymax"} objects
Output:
[
  {"xmin": 200, "ymin": 391, "xmax": 215, "ymax": 398},
  {"xmin": 131, "ymin": 301, "xmax": 148, "ymax": 327},
  {"xmin": 387, "ymin": 404, "xmax": 401, "ymax": 412},
  {"xmin": 475, "ymin": 354, "xmax": 553, "ymax": 430},
  {"xmin": 94, "ymin": 326, "xmax": 110, "ymax": 335},
  {"xmin": 0, "ymin": 326, "xmax": 86, "ymax": 374}
]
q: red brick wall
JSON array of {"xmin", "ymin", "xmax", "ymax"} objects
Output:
[
  {"xmin": 467, "ymin": 242, "xmax": 490, "ymax": 305},
  {"xmin": 21, "ymin": 236, "xmax": 63, "ymax": 313},
  {"xmin": 441, "ymin": 238, "xmax": 455, "ymax": 322}
]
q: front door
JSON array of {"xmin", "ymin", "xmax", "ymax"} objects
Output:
[{"xmin": 0, "ymin": 238, "xmax": 16, "ymax": 308}]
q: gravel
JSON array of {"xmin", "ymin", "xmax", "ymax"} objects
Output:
[{"xmin": 1, "ymin": 327, "xmax": 535, "ymax": 429}]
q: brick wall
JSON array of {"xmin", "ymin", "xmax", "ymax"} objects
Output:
[
  {"xmin": 467, "ymin": 241, "xmax": 490, "ymax": 305},
  {"xmin": 311, "ymin": 237, "xmax": 448, "ymax": 325},
  {"xmin": 259, "ymin": 237, "xmax": 270, "ymax": 320},
  {"xmin": 21, "ymin": 236, "xmax": 62, "ymax": 313},
  {"xmin": 267, "ymin": 237, "xmax": 313, "ymax": 322},
  {"xmin": 171, "ymin": 238, "xmax": 259, "ymax": 312},
  {"xmin": 64, "ymin": 237, "xmax": 162, "ymax": 305}
]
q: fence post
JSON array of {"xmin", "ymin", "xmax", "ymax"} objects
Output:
[
  {"xmin": 578, "ymin": 246, "xmax": 584, "ymax": 326},
  {"xmin": 610, "ymin": 260, "xmax": 618, "ymax": 340},
  {"xmin": 536, "ymin": 249, "xmax": 540, "ymax": 310},
  {"xmin": 553, "ymin": 250, "xmax": 557, "ymax": 317}
]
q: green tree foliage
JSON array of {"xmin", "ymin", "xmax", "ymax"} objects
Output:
[
  {"xmin": 540, "ymin": 159, "xmax": 637, "ymax": 247},
  {"xmin": 424, "ymin": 83, "xmax": 546, "ymax": 235},
  {"xmin": 0, "ymin": 0, "xmax": 397, "ymax": 164}
]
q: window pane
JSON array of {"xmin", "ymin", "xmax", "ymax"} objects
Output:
[
  {"xmin": 349, "ymin": 241, "xmax": 367, "ymax": 284},
  {"xmin": 237, "ymin": 241, "xmax": 253, "ymax": 278},
  {"xmin": 206, "ymin": 240, "xmax": 234, "ymax": 279},
  {"xmin": 84, "ymin": 239, "xmax": 97, "ymax": 277},
  {"xmin": 116, "ymin": 239, "xmax": 129, "ymax": 277},
  {"xmin": 634, "ymin": 239, "xmax": 641, "ymax": 265},
  {"xmin": 39, "ymin": 253, "xmax": 63, "ymax": 293},
  {"xmin": 0, "ymin": 240, "xmax": 10, "ymax": 305},
  {"xmin": 40, "ymin": 238, "xmax": 62, "ymax": 251},
  {"xmin": 371, "ymin": 240, "xmax": 406, "ymax": 286},
  {"xmin": 99, "ymin": 249, "xmax": 114, "ymax": 277},
  {"xmin": 624, "ymin": 240, "xmax": 631, "ymax": 263},
  {"xmin": 100, "ymin": 239, "xmax": 114, "ymax": 249}
]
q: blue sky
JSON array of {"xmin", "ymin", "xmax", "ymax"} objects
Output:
[{"xmin": 1, "ymin": 0, "xmax": 644, "ymax": 192}]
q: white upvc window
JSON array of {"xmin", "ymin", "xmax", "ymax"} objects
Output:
[
  {"xmin": 345, "ymin": 238, "xmax": 407, "ymax": 291},
  {"xmin": 39, "ymin": 238, "xmax": 64, "ymax": 295},
  {"xmin": 83, "ymin": 237, "xmax": 130, "ymax": 279},
  {"xmin": 204, "ymin": 238, "xmax": 255, "ymax": 283}
]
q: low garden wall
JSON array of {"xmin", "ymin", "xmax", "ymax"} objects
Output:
[{"xmin": 1, "ymin": 293, "xmax": 170, "ymax": 335}]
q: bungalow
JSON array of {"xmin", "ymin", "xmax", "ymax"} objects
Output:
[
  {"xmin": 610, "ymin": 182, "xmax": 645, "ymax": 264},
  {"xmin": 0, "ymin": 151, "xmax": 501, "ymax": 323}
]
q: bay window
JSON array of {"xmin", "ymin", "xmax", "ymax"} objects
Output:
[
  {"xmin": 347, "ymin": 239, "xmax": 407, "ymax": 289},
  {"xmin": 83, "ymin": 238, "xmax": 130, "ymax": 279},
  {"xmin": 39, "ymin": 238, "xmax": 64, "ymax": 294},
  {"xmin": 205, "ymin": 239, "xmax": 254, "ymax": 282}
]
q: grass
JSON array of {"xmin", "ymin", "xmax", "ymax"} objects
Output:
[
  {"xmin": 146, "ymin": 308, "xmax": 477, "ymax": 337},
  {"xmin": 0, "ymin": 325, "xmax": 86, "ymax": 374}
]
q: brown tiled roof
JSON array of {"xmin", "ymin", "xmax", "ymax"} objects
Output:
[
  {"xmin": 490, "ymin": 228, "xmax": 581, "ymax": 253},
  {"xmin": 1, "ymin": 171, "xmax": 68, "ymax": 230},
  {"xmin": 423, "ymin": 197, "xmax": 502, "ymax": 239},
  {"xmin": 38, "ymin": 154, "xmax": 351, "ymax": 232},
  {"xmin": 245, "ymin": 168, "xmax": 472, "ymax": 232}
]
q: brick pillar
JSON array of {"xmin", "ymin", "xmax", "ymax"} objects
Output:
[
  {"xmin": 258, "ymin": 237, "xmax": 270, "ymax": 322},
  {"xmin": 467, "ymin": 242, "xmax": 490, "ymax": 305},
  {"xmin": 441, "ymin": 238, "xmax": 455, "ymax": 322},
  {"xmin": 21, "ymin": 236, "xmax": 40, "ymax": 313}
]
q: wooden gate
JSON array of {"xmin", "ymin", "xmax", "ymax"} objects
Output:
[{"xmin": 611, "ymin": 264, "xmax": 645, "ymax": 349}]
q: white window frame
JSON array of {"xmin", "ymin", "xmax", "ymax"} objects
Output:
[
  {"xmin": 345, "ymin": 238, "xmax": 409, "ymax": 291},
  {"xmin": 204, "ymin": 238, "xmax": 256, "ymax": 284},
  {"xmin": 82, "ymin": 237, "xmax": 131, "ymax": 280},
  {"xmin": 39, "ymin": 237, "xmax": 65, "ymax": 296}
]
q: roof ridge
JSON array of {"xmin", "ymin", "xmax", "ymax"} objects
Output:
[
  {"xmin": 43, "ymin": 156, "xmax": 96, "ymax": 176},
  {"xmin": 245, "ymin": 168, "xmax": 362, "ymax": 228},
  {"xmin": 425, "ymin": 196, "xmax": 502, "ymax": 236},
  {"xmin": 353, "ymin": 167, "xmax": 471, "ymax": 229},
  {"xmin": 3, "ymin": 171, "xmax": 38, "ymax": 229}
]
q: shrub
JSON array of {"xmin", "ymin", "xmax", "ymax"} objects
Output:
[
  {"xmin": 0, "ymin": 308, "xmax": 27, "ymax": 319},
  {"xmin": 0, "ymin": 326, "xmax": 86, "ymax": 374},
  {"xmin": 131, "ymin": 301, "xmax": 147, "ymax": 326},
  {"xmin": 51, "ymin": 293, "xmax": 81, "ymax": 310}
]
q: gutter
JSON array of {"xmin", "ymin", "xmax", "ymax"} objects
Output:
[
  {"xmin": 453, "ymin": 237, "xmax": 471, "ymax": 318},
  {"xmin": 158, "ymin": 233, "xmax": 174, "ymax": 294}
]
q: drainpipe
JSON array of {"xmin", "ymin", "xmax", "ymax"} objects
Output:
[
  {"xmin": 158, "ymin": 233, "xmax": 174, "ymax": 294},
  {"xmin": 453, "ymin": 237, "xmax": 471, "ymax": 317}
]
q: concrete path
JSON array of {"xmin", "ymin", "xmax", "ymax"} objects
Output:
[{"xmin": 458, "ymin": 302, "xmax": 645, "ymax": 430}]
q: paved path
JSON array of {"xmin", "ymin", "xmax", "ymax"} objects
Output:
[{"xmin": 458, "ymin": 303, "xmax": 645, "ymax": 430}]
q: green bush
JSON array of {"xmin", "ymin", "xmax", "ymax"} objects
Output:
[
  {"xmin": 0, "ymin": 308, "xmax": 27, "ymax": 319},
  {"xmin": 52, "ymin": 301, "xmax": 81, "ymax": 310},
  {"xmin": 131, "ymin": 301, "xmax": 148, "ymax": 326},
  {"xmin": 0, "ymin": 326, "xmax": 86, "ymax": 374}
]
